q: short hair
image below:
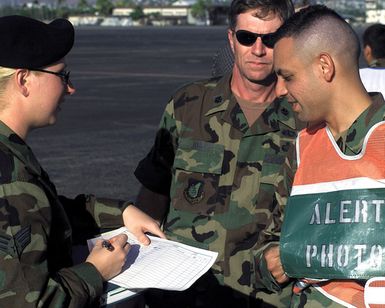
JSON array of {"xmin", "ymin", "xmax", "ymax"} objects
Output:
[
  {"xmin": 363, "ymin": 23, "xmax": 385, "ymax": 59},
  {"xmin": 273, "ymin": 5, "xmax": 360, "ymax": 63},
  {"xmin": 228, "ymin": 0, "xmax": 294, "ymax": 30}
]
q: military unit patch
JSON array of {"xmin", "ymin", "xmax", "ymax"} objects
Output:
[
  {"xmin": 184, "ymin": 179, "xmax": 205, "ymax": 204},
  {"xmin": 214, "ymin": 95, "xmax": 223, "ymax": 104}
]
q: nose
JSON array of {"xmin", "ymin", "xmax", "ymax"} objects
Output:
[
  {"xmin": 251, "ymin": 37, "xmax": 266, "ymax": 56},
  {"xmin": 66, "ymin": 80, "xmax": 76, "ymax": 95},
  {"xmin": 275, "ymin": 76, "xmax": 288, "ymax": 98}
]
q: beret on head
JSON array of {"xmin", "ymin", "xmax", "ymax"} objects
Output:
[{"xmin": 0, "ymin": 15, "xmax": 74, "ymax": 69}]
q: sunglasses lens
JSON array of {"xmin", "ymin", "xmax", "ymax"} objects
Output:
[
  {"xmin": 236, "ymin": 30, "xmax": 257, "ymax": 46},
  {"xmin": 261, "ymin": 33, "xmax": 275, "ymax": 48}
]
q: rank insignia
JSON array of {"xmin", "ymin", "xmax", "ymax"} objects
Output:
[
  {"xmin": 184, "ymin": 179, "xmax": 205, "ymax": 204},
  {"xmin": 214, "ymin": 95, "xmax": 223, "ymax": 104}
]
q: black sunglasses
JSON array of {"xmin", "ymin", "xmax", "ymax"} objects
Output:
[
  {"xmin": 235, "ymin": 30, "xmax": 276, "ymax": 48},
  {"xmin": 29, "ymin": 68, "xmax": 71, "ymax": 85}
]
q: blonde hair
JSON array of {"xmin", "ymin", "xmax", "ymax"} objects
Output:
[{"xmin": 0, "ymin": 67, "xmax": 16, "ymax": 96}]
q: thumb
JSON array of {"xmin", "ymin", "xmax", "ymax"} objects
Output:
[
  {"xmin": 148, "ymin": 226, "xmax": 166, "ymax": 240},
  {"xmin": 133, "ymin": 231, "xmax": 150, "ymax": 246},
  {"xmin": 141, "ymin": 220, "xmax": 166, "ymax": 240}
]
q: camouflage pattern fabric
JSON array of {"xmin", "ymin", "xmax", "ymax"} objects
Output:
[
  {"xmin": 369, "ymin": 58, "xmax": 385, "ymax": 68},
  {"xmin": 136, "ymin": 72, "xmax": 302, "ymax": 306},
  {"xmin": 0, "ymin": 121, "xmax": 129, "ymax": 307},
  {"xmin": 275, "ymin": 93, "xmax": 385, "ymax": 307}
]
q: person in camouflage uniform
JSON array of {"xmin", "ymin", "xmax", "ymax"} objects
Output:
[
  {"xmin": 0, "ymin": 15, "xmax": 164, "ymax": 308},
  {"xmin": 134, "ymin": 0, "xmax": 303, "ymax": 307},
  {"xmin": 264, "ymin": 5, "xmax": 385, "ymax": 307},
  {"xmin": 363, "ymin": 23, "xmax": 385, "ymax": 68}
]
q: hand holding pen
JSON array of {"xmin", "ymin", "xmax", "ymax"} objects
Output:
[
  {"xmin": 86, "ymin": 233, "xmax": 131, "ymax": 281},
  {"xmin": 102, "ymin": 240, "xmax": 115, "ymax": 251}
]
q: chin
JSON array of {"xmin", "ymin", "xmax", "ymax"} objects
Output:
[{"xmin": 247, "ymin": 73, "xmax": 276, "ymax": 85}]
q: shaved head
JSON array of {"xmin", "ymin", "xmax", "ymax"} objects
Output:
[
  {"xmin": 273, "ymin": 5, "xmax": 372, "ymax": 133},
  {"xmin": 274, "ymin": 5, "xmax": 360, "ymax": 69}
]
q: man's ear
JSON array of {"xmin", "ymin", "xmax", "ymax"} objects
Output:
[
  {"xmin": 227, "ymin": 29, "xmax": 235, "ymax": 54},
  {"xmin": 363, "ymin": 45, "xmax": 372, "ymax": 64},
  {"xmin": 318, "ymin": 53, "xmax": 335, "ymax": 82},
  {"xmin": 14, "ymin": 69, "xmax": 30, "ymax": 97}
]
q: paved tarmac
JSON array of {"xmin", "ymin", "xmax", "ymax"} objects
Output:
[
  {"xmin": 27, "ymin": 25, "xmax": 369, "ymax": 201},
  {"xmin": 28, "ymin": 26, "xmax": 228, "ymax": 200}
]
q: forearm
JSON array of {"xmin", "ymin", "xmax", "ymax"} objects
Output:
[
  {"xmin": 54, "ymin": 263, "xmax": 104, "ymax": 307},
  {"xmin": 0, "ymin": 242, "xmax": 103, "ymax": 307},
  {"xmin": 61, "ymin": 194, "xmax": 130, "ymax": 236},
  {"xmin": 134, "ymin": 100, "xmax": 177, "ymax": 223},
  {"xmin": 252, "ymin": 187, "xmax": 287, "ymax": 291},
  {"xmin": 252, "ymin": 154, "xmax": 296, "ymax": 292},
  {"xmin": 135, "ymin": 185, "xmax": 170, "ymax": 224}
]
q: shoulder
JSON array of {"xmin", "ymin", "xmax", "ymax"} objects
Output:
[
  {"xmin": 175, "ymin": 75, "xmax": 224, "ymax": 94},
  {"xmin": 171, "ymin": 75, "xmax": 227, "ymax": 109},
  {"xmin": 0, "ymin": 143, "xmax": 17, "ymax": 184},
  {"xmin": 0, "ymin": 142, "xmax": 33, "ymax": 185}
]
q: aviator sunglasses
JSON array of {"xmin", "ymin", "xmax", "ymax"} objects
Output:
[{"xmin": 235, "ymin": 30, "xmax": 276, "ymax": 48}]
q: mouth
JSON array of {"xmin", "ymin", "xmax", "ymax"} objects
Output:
[{"xmin": 248, "ymin": 61, "xmax": 268, "ymax": 66}]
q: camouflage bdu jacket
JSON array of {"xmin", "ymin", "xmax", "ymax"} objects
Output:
[
  {"xmin": 0, "ymin": 121, "xmax": 128, "ymax": 307},
  {"xmin": 369, "ymin": 58, "xmax": 385, "ymax": 68},
  {"xmin": 136, "ymin": 73, "xmax": 301, "ymax": 301},
  {"xmin": 275, "ymin": 93, "xmax": 385, "ymax": 307}
]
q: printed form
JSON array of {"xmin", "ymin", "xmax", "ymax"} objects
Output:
[{"xmin": 87, "ymin": 226, "xmax": 218, "ymax": 292}]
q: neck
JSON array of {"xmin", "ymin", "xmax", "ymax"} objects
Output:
[
  {"xmin": 326, "ymin": 89, "xmax": 372, "ymax": 138},
  {"xmin": 230, "ymin": 66, "xmax": 277, "ymax": 103},
  {"xmin": 0, "ymin": 110, "xmax": 28, "ymax": 140}
]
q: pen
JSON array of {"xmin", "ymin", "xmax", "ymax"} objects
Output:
[{"xmin": 102, "ymin": 240, "xmax": 114, "ymax": 252}]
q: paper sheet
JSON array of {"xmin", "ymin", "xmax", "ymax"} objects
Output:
[
  {"xmin": 101, "ymin": 284, "xmax": 140, "ymax": 306},
  {"xmin": 87, "ymin": 227, "xmax": 218, "ymax": 291}
]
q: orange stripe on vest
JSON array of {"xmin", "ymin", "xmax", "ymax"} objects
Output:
[{"xmin": 294, "ymin": 122, "xmax": 385, "ymax": 186}]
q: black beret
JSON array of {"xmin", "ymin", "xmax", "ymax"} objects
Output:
[{"xmin": 0, "ymin": 15, "xmax": 74, "ymax": 69}]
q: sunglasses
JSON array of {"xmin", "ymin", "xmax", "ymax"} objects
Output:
[
  {"xmin": 235, "ymin": 30, "xmax": 276, "ymax": 48},
  {"xmin": 29, "ymin": 68, "xmax": 71, "ymax": 85}
]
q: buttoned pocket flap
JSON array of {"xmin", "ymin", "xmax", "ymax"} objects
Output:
[{"xmin": 174, "ymin": 139, "xmax": 224, "ymax": 175}]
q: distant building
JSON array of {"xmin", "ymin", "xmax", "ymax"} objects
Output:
[
  {"xmin": 366, "ymin": 9, "xmax": 385, "ymax": 22},
  {"xmin": 113, "ymin": 0, "xmax": 229, "ymax": 26},
  {"xmin": 113, "ymin": 5, "xmax": 191, "ymax": 25},
  {"xmin": 365, "ymin": 0, "xmax": 385, "ymax": 22}
]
